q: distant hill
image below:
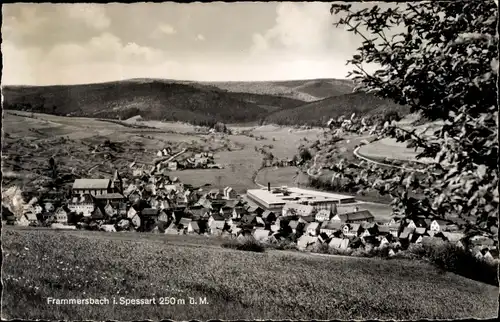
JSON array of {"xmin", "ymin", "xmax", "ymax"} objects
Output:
[
  {"xmin": 264, "ymin": 92, "xmax": 410, "ymax": 126},
  {"xmin": 197, "ymin": 78, "xmax": 355, "ymax": 102},
  {"xmin": 2, "ymin": 79, "xmax": 306, "ymax": 125},
  {"xmin": 2, "ymin": 78, "xmax": 405, "ymax": 127}
]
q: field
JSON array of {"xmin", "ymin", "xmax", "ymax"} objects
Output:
[
  {"xmin": 1, "ymin": 111, "xmax": 323, "ymax": 194},
  {"xmin": 2, "ymin": 228, "xmax": 498, "ymax": 320}
]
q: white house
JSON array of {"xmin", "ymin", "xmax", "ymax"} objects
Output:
[
  {"xmin": 315, "ymin": 209, "xmax": 333, "ymax": 222},
  {"xmin": 430, "ymin": 220, "xmax": 449, "ymax": 232},
  {"xmin": 68, "ymin": 194, "xmax": 95, "ymax": 217},
  {"xmin": 282, "ymin": 203, "xmax": 315, "ymax": 217}
]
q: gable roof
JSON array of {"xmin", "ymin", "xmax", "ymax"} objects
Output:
[
  {"xmin": 345, "ymin": 223, "xmax": 361, "ymax": 232},
  {"xmin": 210, "ymin": 213, "xmax": 225, "ymax": 221},
  {"xmin": 240, "ymin": 214, "xmax": 257, "ymax": 224},
  {"xmin": 262, "ymin": 210, "xmax": 275, "ymax": 219},
  {"xmin": 94, "ymin": 193, "xmax": 125, "ymax": 200},
  {"xmin": 289, "ymin": 220, "xmax": 299, "ymax": 229},
  {"xmin": 321, "ymin": 221, "xmax": 342, "ymax": 231},
  {"xmin": 24, "ymin": 212, "xmax": 38, "ymax": 221},
  {"xmin": 338, "ymin": 210, "xmax": 374, "ymax": 222},
  {"xmin": 141, "ymin": 208, "xmax": 159, "ymax": 216},
  {"xmin": 73, "ymin": 179, "xmax": 110, "ymax": 190},
  {"xmin": 189, "ymin": 221, "xmax": 200, "ymax": 231},
  {"xmin": 306, "ymin": 222, "xmax": 320, "ymax": 230}
]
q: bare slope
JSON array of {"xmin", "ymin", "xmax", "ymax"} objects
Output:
[{"xmin": 264, "ymin": 92, "xmax": 410, "ymax": 126}]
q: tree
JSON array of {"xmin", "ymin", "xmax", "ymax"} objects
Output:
[{"xmin": 317, "ymin": 1, "xmax": 498, "ymax": 239}]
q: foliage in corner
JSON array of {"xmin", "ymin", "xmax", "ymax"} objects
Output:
[{"xmin": 305, "ymin": 1, "xmax": 498, "ymax": 240}]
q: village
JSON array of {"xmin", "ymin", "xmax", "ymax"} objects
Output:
[{"xmin": 3, "ymin": 146, "xmax": 498, "ymax": 264}]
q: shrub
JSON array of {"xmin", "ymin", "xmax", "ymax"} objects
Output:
[
  {"xmin": 221, "ymin": 238, "xmax": 266, "ymax": 253},
  {"xmin": 407, "ymin": 243, "xmax": 498, "ymax": 286},
  {"xmin": 265, "ymin": 239, "xmax": 297, "ymax": 251}
]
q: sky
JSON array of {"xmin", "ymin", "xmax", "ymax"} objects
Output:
[{"xmin": 2, "ymin": 2, "xmax": 399, "ymax": 85}]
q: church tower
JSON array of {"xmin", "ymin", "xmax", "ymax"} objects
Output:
[{"xmin": 112, "ymin": 169, "xmax": 123, "ymax": 194}]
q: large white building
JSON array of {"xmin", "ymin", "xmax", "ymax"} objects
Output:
[{"xmin": 246, "ymin": 186, "xmax": 356, "ymax": 213}]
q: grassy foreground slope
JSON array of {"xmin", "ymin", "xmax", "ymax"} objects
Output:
[{"xmin": 2, "ymin": 229, "xmax": 498, "ymax": 320}]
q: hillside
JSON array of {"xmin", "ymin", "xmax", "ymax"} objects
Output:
[
  {"xmin": 2, "ymin": 80, "xmax": 306, "ymax": 125},
  {"xmin": 3, "ymin": 228, "xmax": 498, "ymax": 320},
  {"xmin": 199, "ymin": 78, "xmax": 355, "ymax": 102},
  {"xmin": 264, "ymin": 92, "xmax": 410, "ymax": 126}
]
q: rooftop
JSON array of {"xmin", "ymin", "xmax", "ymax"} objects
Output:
[
  {"xmin": 73, "ymin": 179, "xmax": 110, "ymax": 190},
  {"xmin": 247, "ymin": 187, "xmax": 355, "ymax": 208}
]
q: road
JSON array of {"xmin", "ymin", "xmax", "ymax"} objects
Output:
[
  {"xmin": 153, "ymin": 148, "xmax": 187, "ymax": 167},
  {"xmin": 353, "ymin": 146, "xmax": 425, "ymax": 173}
]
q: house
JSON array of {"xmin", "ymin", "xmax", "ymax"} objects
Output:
[
  {"xmin": 342, "ymin": 223, "xmax": 361, "ymax": 237},
  {"xmin": 187, "ymin": 221, "xmax": 200, "ymax": 234},
  {"xmin": 388, "ymin": 223, "xmax": 401, "ymax": 237},
  {"xmin": 178, "ymin": 217, "xmax": 192, "ymax": 230},
  {"xmin": 209, "ymin": 218, "xmax": 226, "ymax": 235},
  {"xmin": 208, "ymin": 213, "xmax": 226, "ymax": 227},
  {"xmin": 158, "ymin": 210, "xmax": 171, "ymax": 223},
  {"xmin": 207, "ymin": 189, "xmax": 224, "ymax": 200},
  {"xmin": 130, "ymin": 213, "xmax": 141, "ymax": 229},
  {"xmin": 246, "ymin": 205, "xmax": 264, "ymax": 216},
  {"xmin": 430, "ymin": 219, "xmax": 450, "ymax": 233},
  {"xmin": 332, "ymin": 210, "xmax": 374, "ymax": 223},
  {"xmin": 399, "ymin": 226, "xmax": 414, "ymax": 240},
  {"xmin": 54, "ymin": 206, "xmax": 69, "ymax": 223},
  {"xmin": 127, "ymin": 205, "xmax": 139, "ymax": 219},
  {"xmin": 329, "ymin": 237, "xmax": 349, "ymax": 250},
  {"xmin": 298, "ymin": 215, "xmax": 315, "ymax": 224},
  {"xmin": 104, "ymin": 203, "xmax": 117, "ymax": 217},
  {"xmin": 377, "ymin": 225, "xmax": 391, "ymax": 236},
  {"xmin": 68, "ymin": 194, "xmax": 95, "ymax": 217},
  {"xmin": 282, "ymin": 203, "xmax": 315, "ymax": 217},
  {"xmin": 72, "ymin": 179, "xmax": 111, "ymax": 196},
  {"xmin": 141, "ymin": 208, "xmax": 159, "ymax": 218},
  {"xmin": 297, "ymin": 235, "xmax": 320, "ymax": 251},
  {"xmin": 90, "ymin": 206, "xmax": 105, "ymax": 221},
  {"xmin": 24, "ymin": 211, "xmax": 38, "ymax": 224},
  {"xmin": 32, "ymin": 204, "xmax": 43, "ymax": 215},
  {"xmin": 117, "ymin": 202, "xmax": 127, "ymax": 216},
  {"xmin": 94, "ymin": 193, "xmax": 125, "ymax": 207},
  {"xmin": 387, "ymin": 216, "xmax": 403, "ymax": 226},
  {"xmin": 44, "ymin": 202, "xmax": 55, "ymax": 212},
  {"xmin": 315, "ymin": 209, "xmax": 333, "ymax": 222},
  {"xmin": 289, "ymin": 220, "xmax": 299, "ymax": 233},
  {"xmin": 305, "ymin": 222, "xmax": 320, "ymax": 236},
  {"xmin": 240, "ymin": 214, "xmax": 257, "ymax": 227},
  {"xmin": 223, "ymin": 186, "xmax": 238, "ymax": 199},
  {"xmin": 167, "ymin": 161, "xmax": 178, "ymax": 171},
  {"xmin": 232, "ymin": 207, "xmax": 246, "ymax": 220},
  {"xmin": 320, "ymin": 221, "xmax": 342, "ymax": 235},
  {"xmin": 253, "ymin": 228, "xmax": 271, "ymax": 242},
  {"xmin": 219, "ymin": 205, "xmax": 233, "ymax": 218},
  {"xmin": 261, "ymin": 210, "xmax": 277, "ymax": 223}
]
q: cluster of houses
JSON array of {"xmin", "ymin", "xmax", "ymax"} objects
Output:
[
  {"xmin": 154, "ymin": 150, "xmax": 221, "ymax": 171},
  {"xmin": 2, "ymin": 168, "xmax": 498, "ymax": 263}
]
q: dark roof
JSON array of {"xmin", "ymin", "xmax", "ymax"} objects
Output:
[
  {"xmin": 210, "ymin": 213, "xmax": 225, "ymax": 221},
  {"xmin": 241, "ymin": 214, "xmax": 257, "ymax": 224},
  {"xmin": 91, "ymin": 206, "xmax": 105, "ymax": 219},
  {"xmin": 94, "ymin": 193, "xmax": 125, "ymax": 200},
  {"xmin": 321, "ymin": 221, "xmax": 342, "ymax": 230},
  {"xmin": 142, "ymin": 208, "xmax": 159, "ymax": 216},
  {"xmin": 339, "ymin": 210, "xmax": 374, "ymax": 222},
  {"xmin": 262, "ymin": 210, "xmax": 275, "ymax": 219}
]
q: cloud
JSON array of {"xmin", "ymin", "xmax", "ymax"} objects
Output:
[
  {"xmin": 66, "ymin": 4, "xmax": 111, "ymax": 30},
  {"xmin": 196, "ymin": 34, "xmax": 205, "ymax": 41},
  {"xmin": 151, "ymin": 23, "xmax": 177, "ymax": 38}
]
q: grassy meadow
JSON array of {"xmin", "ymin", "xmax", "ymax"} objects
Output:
[{"xmin": 2, "ymin": 228, "xmax": 499, "ymax": 320}]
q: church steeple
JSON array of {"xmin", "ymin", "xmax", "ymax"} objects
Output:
[{"xmin": 112, "ymin": 169, "xmax": 123, "ymax": 194}]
